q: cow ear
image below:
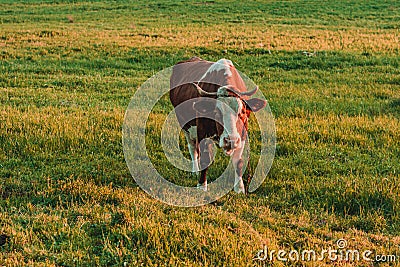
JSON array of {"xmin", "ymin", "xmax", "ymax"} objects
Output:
[
  {"xmin": 193, "ymin": 99, "xmax": 215, "ymax": 114},
  {"xmin": 245, "ymin": 98, "xmax": 266, "ymax": 112}
]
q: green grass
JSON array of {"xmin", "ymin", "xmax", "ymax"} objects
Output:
[{"xmin": 1, "ymin": 0, "xmax": 400, "ymax": 266}]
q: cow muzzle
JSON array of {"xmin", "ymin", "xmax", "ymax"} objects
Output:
[{"xmin": 222, "ymin": 136, "xmax": 241, "ymax": 155}]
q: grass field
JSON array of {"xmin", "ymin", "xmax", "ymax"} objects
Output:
[{"xmin": 1, "ymin": 0, "xmax": 399, "ymax": 266}]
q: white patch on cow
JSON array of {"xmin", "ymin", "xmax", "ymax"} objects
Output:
[
  {"xmin": 184, "ymin": 126, "xmax": 200, "ymax": 173},
  {"xmin": 187, "ymin": 125, "xmax": 197, "ymax": 141},
  {"xmin": 188, "ymin": 143, "xmax": 200, "ymax": 173},
  {"xmin": 216, "ymin": 97, "xmax": 243, "ymax": 155},
  {"xmin": 232, "ymin": 140, "xmax": 245, "ymax": 194},
  {"xmin": 199, "ymin": 59, "xmax": 233, "ymax": 82},
  {"xmin": 217, "ymin": 86, "xmax": 231, "ymax": 97}
]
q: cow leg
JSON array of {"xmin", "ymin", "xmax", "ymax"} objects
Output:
[
  {"xmin": 232, "ymin": 140, "xmax": 246, "ymax": 194},
  {"xmin": 197, "ymin": 138, "xmax": 213, "ymax": 191},
  {"xmin": 189, "ymin": 143, "xmax": 200, "ymax": 173},
  {"xmin": 184, "ymin": 127, "xmax": 200, "ymax": 174},
  {"xmin": 197, "ymin": 169, "xmax": 208, "ymax": 191}
]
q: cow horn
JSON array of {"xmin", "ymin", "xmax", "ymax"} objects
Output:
[
  {"xmin": 192, "ymin": 83, "xmax": 218, "ymax": 96},
  {"xmin": 239, "ymin": 86, "xmax": 258, "ymax": 97},
  {"xmin": 226, "ymin": 86, "xmax": 258, "ymax": 97}
]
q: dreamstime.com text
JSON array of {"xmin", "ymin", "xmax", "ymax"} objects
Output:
[{"xmin": 255, "ymin": 239, "xmax": 399, "ymax": 263}]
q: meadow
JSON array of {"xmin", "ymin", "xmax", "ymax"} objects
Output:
[{"xmin": 0, "ymin": 0, "xmax": 399, "ymax": 266}]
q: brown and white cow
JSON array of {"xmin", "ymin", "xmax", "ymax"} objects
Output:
[{"xmin": 169, "ymin": 57, "xmax": 266, "ymax": 193}]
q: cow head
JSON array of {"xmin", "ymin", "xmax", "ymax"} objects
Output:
[{"xmin": 192, "ymin": 84, "xmax": 266, "ymax": 156}]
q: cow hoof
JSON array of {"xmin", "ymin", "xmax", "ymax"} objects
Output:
[
  {"xmin": 234, "ymin": 182, "xmax": 245, "ymax": 194},
  {"xmin": 196, "ymin": 183, "xmax": 208, "ymax": 192}
]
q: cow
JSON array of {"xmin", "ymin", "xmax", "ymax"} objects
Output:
[{"xmin": 169, "ymin": 57, "xmax": 266, "ymax": 193}]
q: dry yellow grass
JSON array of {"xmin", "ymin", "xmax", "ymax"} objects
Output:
[{"xmin": 1, "ymin": 24, "xmax": 399, "ymax": 54}]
